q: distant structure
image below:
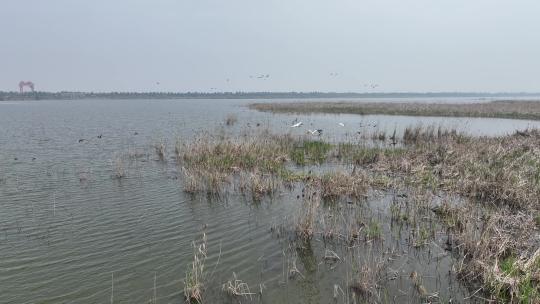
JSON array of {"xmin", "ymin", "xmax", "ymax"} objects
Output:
[{"xmin": 19, "ymin": 81, "xmax": 35, "ymax": 93}]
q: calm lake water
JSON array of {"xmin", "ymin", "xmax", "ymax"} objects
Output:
[{"xmin": 1, "ymin": 98, "xmax": 539, "ymax": 303}]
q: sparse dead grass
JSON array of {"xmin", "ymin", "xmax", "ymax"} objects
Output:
[
  {"xmin": 222, "ymin": 272, "xmax": 255, "ymax": 299},
  {"xmin": 184, "ymin": 234, "xmax": 208, "ymax": 303}
]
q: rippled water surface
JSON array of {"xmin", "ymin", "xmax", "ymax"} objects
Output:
[{"xmin": 1, "ymin": 98, "xmax": 539, "ymax": 303}]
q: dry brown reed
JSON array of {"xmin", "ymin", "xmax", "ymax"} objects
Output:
[
  {"xmin": 449, "ymin": 208, "xmax": 539, "ymax": 303},
  {"xmin": 222, "ymin": 272, "xmax": 255, "ymax": 299},
  {"xmin": 155, "ymin": 140, "xmax": 166, "ymax": 161},
  {"xmin": 317, "ymin": 170, "xmax": 368, "ymax": 201},
  {"xmin": 402, "ymin": 125, "xmax": 461, "ymax": 145},
  {"xmin": 348, "ymin": 246, "xmax": 388, "ymax": 301},
  {"xmin": 295, "ymin": 186, "xmax": 320, "ymax": 240},
  {"xmin": 238, "ymin": 172, "xmax": 280, "ymax": 201},
  {"xmin": 184, "ymin": 233, "xmax": 208, "ymax": 303},
  {"xmin": 176, "ymin": 132, "xmax": 296, "ymax": 196}
]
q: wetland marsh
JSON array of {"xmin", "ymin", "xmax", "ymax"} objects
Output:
[{"xmin": 1, "ymin": 98, "xmax": 540, "ymax": 303}]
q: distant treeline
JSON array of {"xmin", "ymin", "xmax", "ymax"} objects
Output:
[{"xmin": 1, "ymin": 91, "xmax": 539, "ymax": 101}]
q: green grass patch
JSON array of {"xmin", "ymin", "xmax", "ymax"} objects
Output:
[
  {"xmin": 291, "ymin": 140, "xmax": 331, "ymax": 165},
  {"xmin": 366, "ymin": 220, "xmax": 381, "ymax": 239}
]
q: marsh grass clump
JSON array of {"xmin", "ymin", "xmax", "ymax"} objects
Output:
[
  {"xmin": 318, "ymin": 171, "xmax": 368, "ymax": 201},
  {"xmin": 225, "ymin": 114, "xmax": 238, "ymax": 126},
  {"xmin": 403, "ymin": 125, "xmax": 460, "ymax": 145},
  {"xmin": 175, "ymin": 139, "xmax": 183, "ymax": 160},
  {"xmin": 431, "ymin": 200, "xmax": 465, "ymax": 230},
  {"xmin": 412, "ymin": 224, "xmax": 435, "ymax": 248},
  {"xmin": 442, "ymin": 207, "xmax": 540, "ymax": 303},
  {"xmin": 365, "ymin": 220, "xmax": 381, "ymax": 240},
  {"xmin": 155, "ymin": 140, "xmax": 166, "ymax": 161},
  {"xmin": 184, "ymin": 234, "xmax": 208, "ymax": 303},
  {"xmin": 448, "ymin": 135, "xmax": 540, "ymax": 209},
  {"xmin": 177, "ymin": 132, "xmax": 297, "ymax": 195},
  {"xmin": 371, "ymin": 130, "xmax": 386, "ymax": 141},
  {"xmin": 351, "ymin": 148, "xmax": 381, "ymax": 166},
  {"xmin": 112, "ymin": 156, "xmax": 126, "ymax": 179},
  {"xmin": 335, "ymin": 144, "xmax": 406, "ymax": 167},
  {"xmin": 238, "ymin": 172, "xmax": 280, "ymax": 201},
  {"xmin": 179, "ymin": 133, "xmax": 294, "ymax": 174},
  {"xmin": 177, "ymin": 132, "xmax": 335, "ymax": 196},
  {"xmin": 335, "ymin": 143, "xmax": 380, "ymax": 165},
  {"xmin": 380, "ymin": 129, "xmax": 540, "ymax": 209},
  {"xmin": 295, "ymin": 187, "xmax": 320, "ymax": 240},
  {"xmin": 389, "ymin": 201, "xmax": 410, "ymax": 225},
  {"xmin": 181, "ymin": 167, "xmax": 230, "ymax": 197},
  {"xmin": 348, "ymin": 247, "xmax": 388, "ymax": 301},
  {"xmin": 409, "ymin": 271, "xmax": 438, "ymax": 300},
  {"xmin": 291, "ymin": 140, "xmax": 331, "ymax": 165}
]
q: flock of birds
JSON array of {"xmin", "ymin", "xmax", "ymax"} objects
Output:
[
  {"xmin": 290, "ymin": 119, "xmax": 343, "ymax": 136},
  {"xmin": 174, "ymin": 73, "xmax": 380, "ymax": 91},
  {"xmin": 153, "ymin": 74, "xmax": 382, "ymax": 92},
  {"xmin": 74, "ymin": 115, "xmax": 380, "ymax": 145},
  {"xmin": 250, "ymin": 74, "xmax": 271, "ymax": 79},
  {"xmin": 290, "ymin": 119, "xmax": 380, "ymax": 136},
  {"xmin": 290, "ymin": 121, "xmax": 323, "ymax": 136}
]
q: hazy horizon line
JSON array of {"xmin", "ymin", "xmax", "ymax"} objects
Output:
[{"xmin": 3, "ymin": 90, "xmax": 540, "ymax": 95}]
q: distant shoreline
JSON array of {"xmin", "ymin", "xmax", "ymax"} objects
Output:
[{"xmin": 2, "ymin": 91, "xmax": 540, "ymax": 101}]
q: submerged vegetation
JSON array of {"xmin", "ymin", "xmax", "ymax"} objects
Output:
[
  {"xmin": 172, "ymin": 125, "xmax": 540, "ymax": 303},
  {"xmin": 224, "ymin": 114, "xmax": 238, "ymax": 126},
  {"xmin": 250, "ymin": 100, "xmax": 540, "ymax": 120}
]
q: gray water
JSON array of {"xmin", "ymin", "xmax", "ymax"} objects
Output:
[{"xmin": 1, "ymin": 98, "xmax": 539, "ymax": 303}]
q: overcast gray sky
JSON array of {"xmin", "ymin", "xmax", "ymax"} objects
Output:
[{"xmin": 1, "ymin": 0, "xmax": 539, "ymax": 92}]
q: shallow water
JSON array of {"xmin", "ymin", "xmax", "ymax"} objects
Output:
[{"xmin": 0, "ymin": 97, "xmax": 536, "ymax": 303}]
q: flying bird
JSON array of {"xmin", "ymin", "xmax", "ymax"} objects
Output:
[
  {"xmin": 338, "ymin": 123, "xmax": 345, "ymax": 127},
  {"xmin": 308, "ymin": 129, "xmax": 323, "ymax": 135},
  {"xmin": 291, "ymin": 122, "xmax": 303, "ymax": 128}
]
